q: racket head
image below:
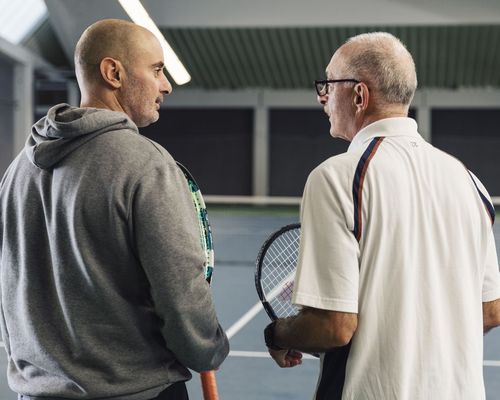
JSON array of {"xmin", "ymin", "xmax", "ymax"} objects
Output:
[
  {"xmin": 176, "ymin": 162, "xmax": 220, "ymax": 398},
  {"xmin": 255, "ymin": 223, "xmax": 301, "ymax": 321},
  {"xmin": 177, "ymin": 162, "xmax": 214, "ymax": 284}
]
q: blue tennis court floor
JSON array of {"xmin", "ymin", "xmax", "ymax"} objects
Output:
[{"xmin": 0, "ymin": 207, "xmax": 498, "ymax": 399}]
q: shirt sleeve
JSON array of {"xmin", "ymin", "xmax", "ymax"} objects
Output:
[
  {"xmin": 130, "ymin": 156, "xmax": 229, "ymax": 372},
  {"xmin": 483, "ymin": 229, "xmax": 500, "ymax": 302},
  {"xmin": 292, "ymin": 163, "xmax": 360, "ymax": 313},
  {"xmin": 469, "ymin": 171, "xmax": 500, "ymax": 302}
]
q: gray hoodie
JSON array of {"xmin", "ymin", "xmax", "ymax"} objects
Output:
[{"xmin": 0, "ymin": 104, "xmax": 229, "ymax": 400}]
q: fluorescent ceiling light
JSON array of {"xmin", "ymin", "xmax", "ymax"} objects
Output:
[
  {"xmin": 117, "ymin": 0, "xmax": 191, "ymax": 85},
  {"xmin": 0, "ymin": 0, "xmax": 47, "ymax": 44}
]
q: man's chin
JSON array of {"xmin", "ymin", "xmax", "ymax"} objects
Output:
[
  {"xmin": 329, "ymin": 129, "xmax": 350, "ymax": 142},
  {"xmin": 329, "ymin": 127, "xmax": 339, "ymax": 138},
  {"xmin": 151, "ymin": 111, "xmax": 160, "ymax": 123},
  {"xmin": 136, "ymin": 112, "xmax": 159, "ymax": 128}
]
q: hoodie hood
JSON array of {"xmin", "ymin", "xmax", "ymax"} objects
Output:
[{"xmin": 26, "ymin": 103, "xmax": 138, "ymax": 170}]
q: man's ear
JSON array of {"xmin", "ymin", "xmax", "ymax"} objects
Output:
[
  {"xmin": 99, "ymin": 57, "xmax": 122, "ymax": 89},
  {"xmin": 353, "ymin": 82, "xmax": 369, "ymax": 112}
]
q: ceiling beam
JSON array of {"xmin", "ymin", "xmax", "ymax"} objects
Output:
[
  {"xmin": 45, "ymin": 0, "xmax": 500, "ymax": 68},
  {"xmin": 144, "ymin": 0, "xmax": 500, "ymax": 27}
]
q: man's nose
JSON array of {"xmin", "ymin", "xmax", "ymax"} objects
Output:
[
  {"xmin": 317, "ymin": 94, "xmax": 327, "ymax": 106},
  {"xmin": 161, "ymin": 76, "xmax": 173, "ymax": 95}
]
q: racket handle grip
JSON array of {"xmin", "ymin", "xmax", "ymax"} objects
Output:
[{"xmin": 200, "ymin": 370, "xmax": 219, "ymax": 400}]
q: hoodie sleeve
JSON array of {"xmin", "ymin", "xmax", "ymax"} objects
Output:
[{"xmin": 129, "ymin": 156, "xmax": 229, "ymax": 372}]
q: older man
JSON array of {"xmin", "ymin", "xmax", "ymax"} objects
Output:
[
  {"xmin": 0, "ymin": 19, "xmax": 228, "ymax": 400},
  {"xmin": 263, "ymin": 32, "xmax": 500, "ymax": 400}
]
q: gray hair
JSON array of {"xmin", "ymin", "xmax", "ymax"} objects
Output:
[{"xmin": 342, "ymin": 32, "xmax": 417, "ymax": 106}]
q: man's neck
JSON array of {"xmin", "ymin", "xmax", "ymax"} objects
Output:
[
  {"xmin": 357, "ymin": 107, "xmax": 409, "ymax": 133},
  {"xmin": 80, "ymin": 92, "xmax": 125, "ymax": 114}
]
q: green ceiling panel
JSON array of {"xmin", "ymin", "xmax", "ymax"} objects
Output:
[
  {"xmin": 158, "ymin": 25, "xmax": 500, "ymax": 90},
  {"xmin": 24, "ymin": 21, "xmax": 500, "ymax": 90}
]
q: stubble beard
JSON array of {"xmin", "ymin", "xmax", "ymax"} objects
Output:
[{"xmin": 125, "ymin": 75, "xmax": 158, "ymax": 128}]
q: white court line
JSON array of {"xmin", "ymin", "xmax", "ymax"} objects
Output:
[
  {"xmin": 0, "ymin": 339, "xmax": 498, "ymax": 366},
  {"xmin": 226, "ymin": 301, "xmax": 264, "ymax": 339},
  {"xmin": 229, "ymin": 351, "xmax": 500, "ymax": 366},
  {"xmin": 225, "ymin": 301, "xmax": 500, "ymax": 368},
  {"xmin": 226, "ymin": 272, "xmax": 295, "ymax": 339},
  {"xmin": 228, "ymin": 350, "xmax": 500, "ymax": 366},
  {"xmin": 226, "ymin": 230, "xmax": 299, "ymax": 340},
  {"xmin": 484, "ymin": 360, "xmax": 500, "ymax": 367},
  {"xmin": 229, "ymin": 350, "xmax": 316, "ymax": 360}
]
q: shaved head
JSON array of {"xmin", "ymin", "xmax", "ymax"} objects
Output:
[
  {"xmin": 75, "ymin": 19, "xmax": 156, "ymax": 87},
  {"xmin": 74, "ymin": 19, "xmax": 172, "ymax": 127}
]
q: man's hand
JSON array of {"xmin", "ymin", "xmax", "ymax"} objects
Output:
[{"xmin": 268, "ymin": 348, "xmax": 303, "ymax": 368}]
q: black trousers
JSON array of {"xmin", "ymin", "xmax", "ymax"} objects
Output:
[{"xmin": 150, "ymin": 381, "xmax": 189, "ymax": 400}]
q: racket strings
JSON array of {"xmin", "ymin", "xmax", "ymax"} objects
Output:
[
  {"xmin": 262, "ymin": 234, "xmax": 299, "ymax": 281},
  {"xmin": 260, "ymin": 228, "xmax": 301, "ymax": 318},
  {"xmin": 262, "ymin": 232, "xmax": 299, "ymax": 284},
  {"xmin": 264, "ymin": 233, "xmax": 300, "ymax": 268}
]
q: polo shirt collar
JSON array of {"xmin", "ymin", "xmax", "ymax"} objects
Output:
[{"xmin": 348, "ymin": 117, "xmax": 419, "ymax": 152}]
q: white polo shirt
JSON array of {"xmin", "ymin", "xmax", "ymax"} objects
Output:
[{"xmin": 292, "ymin": 117, "xmax": 500, "ymax": 400}]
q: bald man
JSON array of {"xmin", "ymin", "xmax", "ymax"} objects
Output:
[
  {"xmin": 263, "ymin": 32, "xmax": 500, "ymax": 400},
  {"xmin": 75, "ymin": 19, "xmax": 171, "ymax": 128},
  {"xmin": 0, "ymin": 19, "xmax": 228, "ymax": 400}
]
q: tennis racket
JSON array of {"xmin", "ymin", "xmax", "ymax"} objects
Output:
[
  {"xmin": 255, "ymin": 223, "xmax": 301, "ymax": 321},
  {"xmin": 177, "ymin": 162, "xmax": 218, "ymax": 400},
  {"xmin": 255, "ymin": 223, "xmax": 321, "ymax": 358}
]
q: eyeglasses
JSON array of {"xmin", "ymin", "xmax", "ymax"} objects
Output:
[{"xmin": 314, "ymin": 79, "xmax": 360, "ymax": 96}]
